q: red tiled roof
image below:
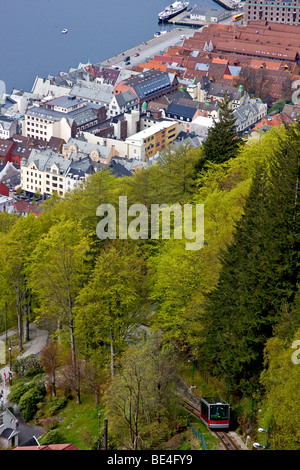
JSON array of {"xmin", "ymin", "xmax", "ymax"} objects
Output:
[{"xmin": 14, "ymin": 444, "xmax": 79, "ymax": 450}]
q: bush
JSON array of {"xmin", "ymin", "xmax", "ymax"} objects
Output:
[
  {"xmin": 13, "ymin": 354, "xmax": 43, "ymax": 378},
  {"xmin": 39, "ymin": 429, "xmax": 67, "ymax": 445},
  {"xmin": 18, "ymin": 386, "xmax": 45, "ymax": 422},
  {"xmin": 48, "ymin": 397, "xmax": 67, "ymax": 416},
  {"xmin": 8, "ymin": 382, "xmax": 31, "ymax": 405}
]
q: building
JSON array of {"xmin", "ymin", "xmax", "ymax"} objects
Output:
[
  {"xmin": 0, "ymin": 195, "xmax": 15, "ymax": 213},
  {"xmin": 190, "ymin": 6, "xmax": 231, "ymax": 23},
  {"xmin": 125, "ymin": 120, "xmax": 178, "ymax": 161},
  {"xmin": 23, "ymin": 95, "xmax": 106, "ymax": 142},
  {"xmin": 0, "ymin": 139, "xmax": 14, "ymax": 164},
  {"xmin": 62, "ymin": 137, "xmax": 116, "ymax": 164},
  {"xmin": 70, "ymin": 82, "xmax": 115, "ymax": 108},
  {"xmin": 243, "ymin": 0, "xmax": 300, "ymax": 25},
  {"xmin": 233, "ymin": 96, "xmax": 267, "ymax": 132},
  {"xmin": 0, "ymin": 404, "xmax": 19, "ymax": 449},
  {"xmin": 20, "ymin": 148, "xmax": 94, "ymax": 198},
  {"xmin": 114, "ymin": 70, "xmax": 179, "ymax": 110},
  {"xmin": 0, "ymin": 116, "xmax": 18, "ymax": 139},
  {"xmin": 108, "ymin": 90, "xmax": 139, "ymax": 117}
]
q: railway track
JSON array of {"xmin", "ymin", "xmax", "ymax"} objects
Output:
[
  {"xmin": 215, "ymin": 431, "xmax": 239, "ymax": 451},
  {"xmin": 181, "ymin": 399, "xmax": 240, "ymax": 450}
]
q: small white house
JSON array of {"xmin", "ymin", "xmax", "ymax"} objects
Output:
[{"xmin": 0, "ymin": 404, "xmax": 19, "ymax": 449}]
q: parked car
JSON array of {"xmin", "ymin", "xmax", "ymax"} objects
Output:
[{"xmin": 124, "ymin": 56, "xmax": 130, "ymax": 62}]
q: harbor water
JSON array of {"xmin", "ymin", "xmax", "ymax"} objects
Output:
[{"xmin": 0, "ymin": 0, "xmax": 223, "ymax": 93}]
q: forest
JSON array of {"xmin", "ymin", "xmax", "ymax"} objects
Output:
[{"xmin": 1, "ymin": 97, "xmax": 300, "ymax": 450}]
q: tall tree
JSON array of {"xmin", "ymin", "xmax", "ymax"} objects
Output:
[
  {"xmin": 75, "ymin": 242, "xmax": 147, "ymax": 377},
  {"xmin": 0, "ymin": 215, "xmax": 39, "ymax": 351},
  {"xmin": 28, "ymin": 219, "xmax": 91, "ymax": 404},
  {"xmin": 199, "ymin": 122, "xmax": 300, "ymax": 393},
  {"xmin": 197, "ymin": 92, "xmax": 243, "ymax": 172},
  {"xmin": 104, "ymin": 340, "xmax": 180, "ymax": 450}
]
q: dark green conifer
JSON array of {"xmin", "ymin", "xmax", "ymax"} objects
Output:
[
  {"xmin": 199, "ymin": 122, "xmax": 300, "ymax": 394},
  {"xmin": 196, "ymin": 92, "xmax": 243, "ymax": 172}
]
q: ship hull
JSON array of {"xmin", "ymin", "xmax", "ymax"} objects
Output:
[{"xmin": 158, "ymin": 4, "xmax": 188, "ymax": 22}]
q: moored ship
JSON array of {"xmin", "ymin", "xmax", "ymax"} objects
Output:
[{"xmin": 158, "ymin": 2, "xmax": 189, "ymax": 22}]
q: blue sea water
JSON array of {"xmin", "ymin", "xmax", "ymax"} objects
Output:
[{"xmin": 0, "ymin": 0, "xmax": 221, "ymax": 93}]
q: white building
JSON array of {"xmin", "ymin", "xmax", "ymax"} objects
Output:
[
  {"xmin": 23, "ymin": 95, "xmax": 102, "ymax": 142},
  {"xmin": 20, "ymin": 148, "xmax": 94, "ymax": 197},
  {"xmin": 233, "ymin": 97, "xmax": 267, "ymax": 133},
  {"xmin": 0, "ymin": 195, "xmax": 15, "ymax": 213},
  {"xmin": 0, "ymin": 116, "xmax": 18, "ymax": 139},
  {"xmin": 108, "ymin": 90, "xmax": 139, "ymax": 118}
]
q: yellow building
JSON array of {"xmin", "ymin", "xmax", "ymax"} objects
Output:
[{"xmin": 125, "ymin": 120, "xmax": 178, "ymax": 161}]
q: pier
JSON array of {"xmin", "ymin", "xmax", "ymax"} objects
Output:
[
  {"xmin": 101, "ymin": 28, "xmax": 196, "ymax": 69},
  {"xmin": 167, "ymin": 11, "xmax": 205, "ymax": 28}
]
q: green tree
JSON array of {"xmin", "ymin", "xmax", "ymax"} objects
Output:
[
  {"xmin": 259, "ymin": 327, "xmax": 300, "ymax": 449},
  {"xmin": 0, "ymin": 215, "xmax": 39, "ymax": 350},
  {"xmin": 199, "ymin": 122, "xmax": 300, "ymax": 393},
  {"xmin": 75, "ymin": 243, "xmax": 147, "ymax": 377},
  {"xmin": 197, "ymin": 92, "xmax": 243, "ymax": 171},
  {"xmin": 28, "ymin": 219, "xmax": 91, "ymax": 404},
  {"xmin": 104, "ymin": 340, "xmax": 180, "ymax": 450}
]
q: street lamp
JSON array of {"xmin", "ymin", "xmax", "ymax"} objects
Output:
[
  {"xmin": 253, "ymin": 427, "xmax": 271, "ymax": 449},
  {"xmin": 253, "ymin": 442, "xmax": 266, "ymax": 449}
]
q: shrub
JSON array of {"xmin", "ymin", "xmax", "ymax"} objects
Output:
[
  {"xmin": 39, "ymin": 429, "xmax": 67, "ymax": 445},
  {"xmin": 12, "ymin": 354, "xmax": 43, "ymax": 378},
  {"xmin": 8, "ymin": 382, "xmax": 31, "ymax": 405},
  {"xmin": 18, "ymin": 386, "xmax": 45, "ymax": 421},
  {"xmin": 48, "ymin": 397, "xmax": 67, "ymax": 416}
]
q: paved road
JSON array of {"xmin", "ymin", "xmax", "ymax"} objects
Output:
[{"xmin": 101, "ymin": 27, "xmax": 196, "ymax": 70}]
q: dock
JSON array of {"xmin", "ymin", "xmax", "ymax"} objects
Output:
[{"xmin": 167, "ymin": 11, "xmax": 204, "ymax": 28}]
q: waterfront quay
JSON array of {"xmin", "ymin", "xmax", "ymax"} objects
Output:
[{"xmin": 101, "ymin": 28, "xmax": 196, "ymax": 69}]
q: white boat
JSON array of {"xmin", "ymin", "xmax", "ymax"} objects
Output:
[
  {"xmin": 158, "ymin": 2, "xmax": 189, "ymax": 22},
  {"xmin": 62, "ymin": 29, "xmax": 68, "ymax": 34}
]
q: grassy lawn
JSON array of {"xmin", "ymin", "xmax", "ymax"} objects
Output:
[{"xmin": 51, "ymin": 395, "xmax": 104, "ymax": 450}]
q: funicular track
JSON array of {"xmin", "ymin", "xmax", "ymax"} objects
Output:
[{"xmin": 181, "ymin": 399, "xmax": 239, "ymax": 450}]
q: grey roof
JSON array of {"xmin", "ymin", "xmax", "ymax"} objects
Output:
[
  {"xmin": 114, "ymin": 90, "xmax": 138, "ymax": 107},
  {"xmin": 121, "ymin": 70, "xmax": 175, "ymax": 101},
  {"xmin": 208, "ymin": 83, "xmax": 244, "ymax": 100},
  {"xmin": 233, "ymin": 100, "xmax": 264, "ymax": 125},
  {"xmin": 24, "ymin": 148, "xmax": 94, "ymax": 177},
  {"xmin": 46, "ymin": 95, "xmax": 85, "ymax": 109},
  {"xmin": 70, "ymin": 83, "xmax": 114, "ymax": 104},
  {"xmin": 166, "ymin": 102, "xmax": 197, "ymax": 120},
  {"xmin": 25, "ymin": 149, "xmax": 71, "ymax": 175},
  {"xmin": 64, "ymin": 137, "xmax": 111, "ymax": 159},
  {"xmin": 27, "ymin": 101, "xmax": 100, "ymax": 126}
]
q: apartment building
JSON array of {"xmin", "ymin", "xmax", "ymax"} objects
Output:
[
  {"xmin": 23, "ymin": 95, "xmax": 105, "ymax": 142},
  {"xmin": 20, "ymin": 148, "xmax": 94, "ymax": 197},
  {"xmin": 243, "ymin": 0, "xmax": 300, "ymax": 25},
  {"xmin": 125, "ymin": 120, "xmax": 178, "ymax": 161}
]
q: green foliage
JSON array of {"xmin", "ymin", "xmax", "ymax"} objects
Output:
[
  {"xmin": 39, "ymin": 429, "xmax": 68, "ymax": 445},
  {"xmin": 12, "ymin": 354, "xmax": 43, "ymax": 378},
  {"xmin": 199, "ymin": 122, "xmax": 300, "ymax": 393},
  {"xmin": 259, "ymin": 328, "xmax": 300, "ymax": 449},
  {"xmin": 104, "ymin": 340, "xmax": 182, "ymax": 450},
  {"xmin": 198, "ymin": 92, "xmax": 243, "ymax": 171},
  {"xmin": 8, "ymin": 381, "xmax": 31, "ymax": 405},
  {"xmin": 18, "ymin": 386, "xmax": 45, "ymax": 421},
  {"xmin": 48, "ymin": 397, "xmax": 68, "ymax": 416}
]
